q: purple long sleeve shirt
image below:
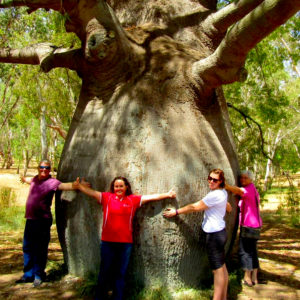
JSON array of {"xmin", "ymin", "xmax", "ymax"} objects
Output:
[{"xmin": 25, "ymin": 175, "xmax": 61, "ymax": 220}]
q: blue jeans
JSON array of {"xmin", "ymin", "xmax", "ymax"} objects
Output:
[
  {"xmin": 239, "ymin": 236, "xmax": 259, "ymax": 270},
  {"xmin": 22, "ymin": 219, "xmax": 52, "ymax": 280},
  {"xmin": 95, "ymin": 241, "xmax": 133, "ymax": 300}
]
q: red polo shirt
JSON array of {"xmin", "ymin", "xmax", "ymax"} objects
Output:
[{"xmin": 100, "ymin": 192, "xmax": 142, "ymax": 243}]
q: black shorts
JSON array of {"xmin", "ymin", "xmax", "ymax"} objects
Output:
[{"xmin": 205, "ymin": 228, "xmax": 227, "ymax": 270}]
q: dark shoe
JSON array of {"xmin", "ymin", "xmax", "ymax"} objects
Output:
[
  {"xmin": 243, "ymin": 280, "xmax": 253, "ymax": 287},
  {"xmin": 15, "ymin": 276, "xmax": 33, "ymax": 284},
  {"xmin": 33, "ymin": 278, "xmax": 42, "ymax": 287}
]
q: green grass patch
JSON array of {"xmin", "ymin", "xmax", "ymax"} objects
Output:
[
  {"xmin": 74, "ymin": 267, "xmax": 244, "ymax": 300},
  {"xmin": 265, "ymin": 187, "xmax": 291, "ymax": 194},
  {"xmin": 76, "ymin": 271, "xmax": 98, "ymax": 297},
  {"xmin": 227, "ymin": 269, "xmax": 243, "ymax": 299},
  {"xmin": 172, "ymin": 287, "xmax": 211, "ymax": 300},
  {"xmin": 46, "ymin": 261, "xmax": 68, "ymax": 281},
  {"xmin": 0, "ymin": 205, "xmax": 25, "ymax": 231},
  {"xmin": 134, "ymin": 282, "xmax": 173, "ymax": 300},
  {"xmin": 0, "ymin": 187, "xmax": 17, "ymax": 207},
  {"xmin": 0, "ymin": 187, "xmax": 25, "ymax": 231}
]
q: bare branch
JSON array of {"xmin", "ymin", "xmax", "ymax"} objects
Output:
[
  {"xmin": 0, "ymin": 43, "xmax": 57, "ymax": 65},
  {"xmin": 0, "ymin": 43, "xmax": 82, "ymax": 72},
  {"xmin": 227, "ymin": 102, "xmax": 272, "ymax": 160},
  {"xmin": 289, "ymin": 106, "xmax": 300, "ymax": 114},
  {"xmin": 47, "ymin": 124, "xmax": 67, "ymax": 139},
  {"xmin": 40, "ymin": 48, "xmax": 83, "ymax": 73},
  {"xmin": 0, "ymin": 96, "xmax": 20, "ymax": 130},
  {"xmin": 203, "ymin": 0, "xmax": 264, "ymax": 36},
  {"xmin": 192, "ymin": 0, "xmax": 300, "ymax": 93},
  {"xmin": 280, "ymin": 37, "xmax": 300, "ymax": 77},
  {"xmin": 1, "ymin": 70, "xmax": 14, "ymax": 104}
]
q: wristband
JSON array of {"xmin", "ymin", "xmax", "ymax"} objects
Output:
[{"xmin": 175, "ymin": 209, "xmax": 179, "ymax": 216}]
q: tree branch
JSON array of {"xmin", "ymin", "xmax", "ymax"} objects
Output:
[
  {"xmin": 47, "ymin": 124, "xmax": 67, "ymax": 139},
  {"xmin": 202, "ymin": 0, "xmax": 264, "ymax": 36},
  {"xmin": 0, "ymin": 43, "xmax": 82, "ymax": 72},
  {"xmin": 227, "ymin": 102, "xmax": 272, "ymax": 160},
  {"xmin": 0, "ymin": 96, "xmax": 20, "ymax": 130},
  {"xmin": 192, "ymin": 0, "xmax": 300, "ymax": 95}
]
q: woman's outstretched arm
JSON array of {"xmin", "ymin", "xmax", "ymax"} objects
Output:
[
  {"xmin": 225, "ymin": 183, "xmax": 244, "ymax": 197},
  {"xmin": 74, "ymin": 178, "xmax": 102, "ymax": 201},
  {"xmin": 163, "ymin": 199, "xmax": 208, "ymax": 218},
  {"xmin": 141, "ymin": 188, "xmax": 176, "ymax": 205}
]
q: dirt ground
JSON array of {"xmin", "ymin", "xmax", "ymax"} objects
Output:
[
  {"xmin": 0, "ymin": 169, "xmax": 299, "ymax": 299},
  {"xmin": 237, "ymin": 211, "xmax": 300, "ymax": 300},
  {"xmin": 0, "ymin": 226, "xmax": 88, "ymax": 300}
]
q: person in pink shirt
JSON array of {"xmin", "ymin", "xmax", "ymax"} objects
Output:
[
  {"xmin": 225, "ymin": 170, "xmax": 262, "ymax": 287},
  {"xmin": 75, "ymin": 176, "xmax": 176, "ymax": 300}
]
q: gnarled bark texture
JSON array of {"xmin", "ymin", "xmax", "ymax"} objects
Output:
[{"xmin": 1, "ymin": 0, "xmax": 299, "ymax": 292}]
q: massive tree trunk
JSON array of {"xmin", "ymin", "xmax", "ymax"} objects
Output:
[
  {"xmin": 57, "ymin": 83, "xmax": 239, "ymax": 287},
  {"xmin": 1, "ymin": 0, "xmax": 299, "ymax": 291}
]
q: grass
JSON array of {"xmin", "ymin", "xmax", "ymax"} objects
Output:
[
  {"xmin": 265, "ymin": 187, "xmax": 293, "ymax": 194},
  {"xmin": 263, "ymin": 184, "xmax": 299, "ymax": 228},
  {"xmin": 46, "ymin": 261, "xmax": 68, "ymax": 281},
  {"xmin": 76, "ymin": 269, "xmax": 243, "ymax": 300},
  {"xmin": 76, "ymin": 271, "xmax": 98, "ymax": 297},
  {"xmin": 0, "ymin": 187, "xmax": 26, "ymax": 231}
]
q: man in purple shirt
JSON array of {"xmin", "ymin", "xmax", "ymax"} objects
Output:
[{"xmin": 16, "ymin": 159, "xmax": 79, "ymax": 287}]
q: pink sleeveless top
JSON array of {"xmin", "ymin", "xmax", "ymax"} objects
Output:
[{"xmin": 238, "ymin": 183, "xmax": 262, "ymax": 228}]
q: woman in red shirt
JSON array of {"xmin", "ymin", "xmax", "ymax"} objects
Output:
[{"xmin": 76, "ymin": 176, "xmax": 176, "ymax": 300}]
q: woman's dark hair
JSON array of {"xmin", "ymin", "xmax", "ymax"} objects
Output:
[
  {"xmin": 209, "ymin": 168, "xmax": 225, "ymax": 188},
  {"xmin": 110, "ymin": 176, "xmax": 133, "ymax": 195}
]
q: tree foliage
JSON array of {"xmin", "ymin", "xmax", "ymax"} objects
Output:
[
  {"xmin": 224, "ymin": 14, "xmax": 300, "ymax": 181},
  {"xmin": 0, "ymin": 8, "xmax": 81, "ymax": 168}
]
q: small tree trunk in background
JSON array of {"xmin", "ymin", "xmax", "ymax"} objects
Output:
[
  {"xmin": 263, "ymin": 157, "xmax": 272, "ymax": 191},
  {"xmin": 40, "ymin": 106, "xmax": 48, "ymax": 160},
  {"xmin": 23, "ymin": 149, "xmax": 31, "ymax": 177},
  {"xmin": 263, "ymin": 130, "xmax": 281, "ymax": 191}
]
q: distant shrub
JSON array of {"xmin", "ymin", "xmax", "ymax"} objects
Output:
[
  {"xmin": 0, "ymin": 188, "xmax": 24, "ymax": 231},
  {"xmin": 0, "ymin": 187, "xmax": 16, "ymax": 207}
]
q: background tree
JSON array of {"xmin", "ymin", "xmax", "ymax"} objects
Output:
[
  {"xmin": 0, "ymin": 8, "xmax": 80, "ymax": 170},
  {"xmin": 224, "ymin": 15, "xmax": 300, "ymax": 189},
  {"xmin": 0, "ymin": 0, "xmax": 299, "ymax": 291}
]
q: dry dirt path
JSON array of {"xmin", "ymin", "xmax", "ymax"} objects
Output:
[
  {"xmin": 0, "ymin": 226, "xmax": 88, "ymax": 300},
  {"xmin": 237, "ymin": 212, "xmax": 300, "ymax": 300}
]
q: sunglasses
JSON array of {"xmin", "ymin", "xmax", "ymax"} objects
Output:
[
  {"xmin": 39, "ymin": 166, "xmax": 50, "ymax": 170},
  {"xmin": 207, "ymin": 176, "xmax": 220, "ymax": 183}
]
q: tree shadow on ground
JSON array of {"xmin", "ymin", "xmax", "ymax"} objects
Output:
[
  {"xmin": 258, "ymin": 212, "xmax": 300, "ymax": 289},
  {"xmin": 0, "ymin": 226, "xmax": 90, "ymax": 300}
]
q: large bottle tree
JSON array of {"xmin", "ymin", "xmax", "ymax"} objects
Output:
[{"xmin": 0, "ymin": 0, "xmax": 299, "ymax": 289}]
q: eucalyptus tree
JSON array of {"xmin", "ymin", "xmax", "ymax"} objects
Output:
[
  {"xmin": 0, "ymin": 7, "xmax": 80, "ymax": 166},
  {"xmin": 0, "ymin": 0, "xmax": 299, "ymax": 290},
  {"xmin": 223, "ymin": 16, "xmax": 300, "ymax": 188}
]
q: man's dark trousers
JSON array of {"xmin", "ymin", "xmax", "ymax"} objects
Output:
[{"xmin": 22, "ymin": 218, "xmax": 52, "ymax": 281}]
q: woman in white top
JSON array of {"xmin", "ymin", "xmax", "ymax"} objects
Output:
[{"xmin": 164, "ymin": 169, "xmax": 232, "ymax": 300}]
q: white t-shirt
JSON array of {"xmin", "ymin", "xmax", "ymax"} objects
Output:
[{"xmin": 202, "ymin": 189, "xmax": 228, "ymax": 233}]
